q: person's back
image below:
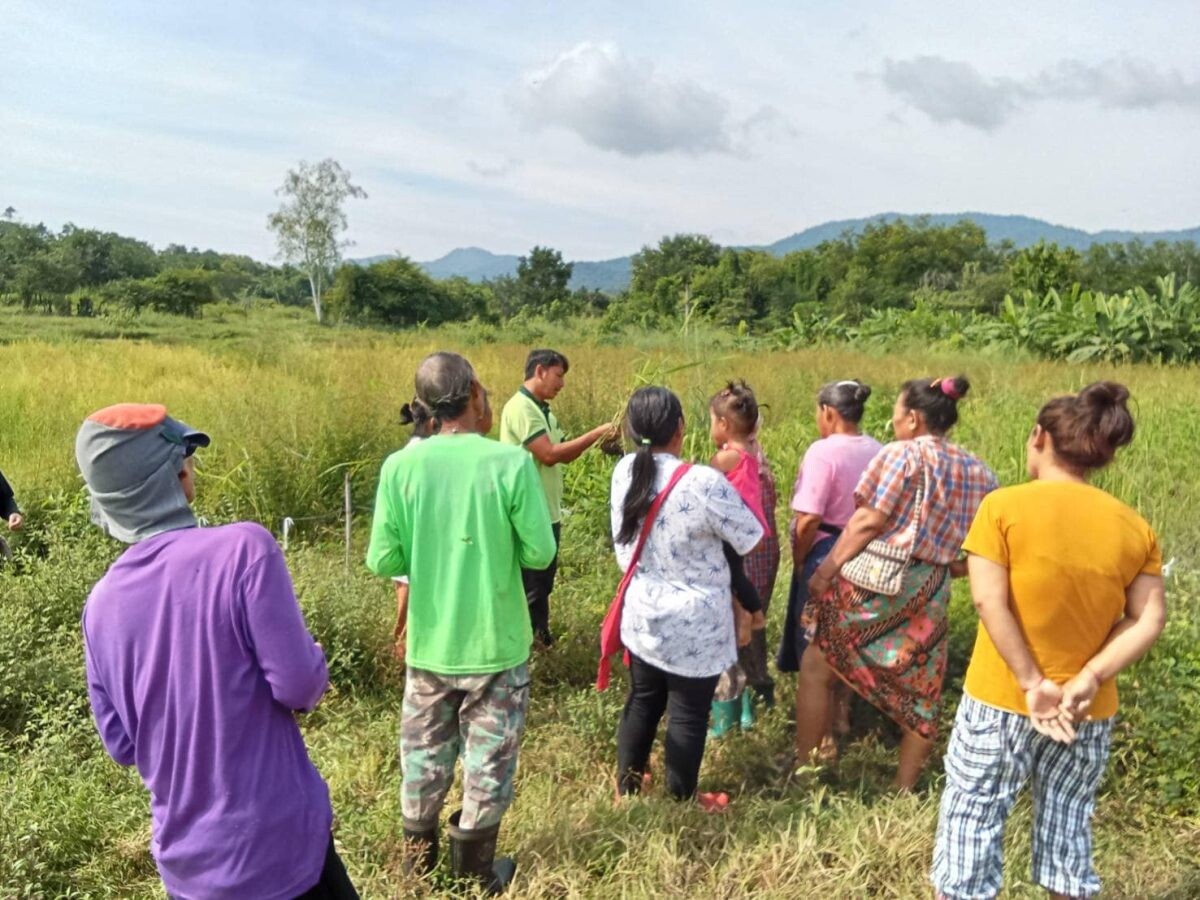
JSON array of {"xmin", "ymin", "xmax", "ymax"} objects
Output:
[
  {"xmin": 84, "ymin": 521, "xmax": 331, "ymax": 898},
  {"xmin": 366, "ymin": 353, "xmax": 555, "ymax": 893},
  {"xmin": 368, "ymin": 432, "xmax": 555, "ymax": 673},
  {"xmin": 963, "ymin": 479, "xmax": 1158, "ymax": 718}
]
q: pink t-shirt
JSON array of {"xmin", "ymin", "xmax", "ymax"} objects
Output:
[
  {"xmin": 724, "ymin": 448, "xmax": 770, "ymax": 532},
  {"xmin": 790, "ymin": 433, "xmax": 883, "ymax": 528}
]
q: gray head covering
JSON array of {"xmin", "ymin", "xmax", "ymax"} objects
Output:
[{"xmin": 75, "ymin": 403, "xmax": 211, "ymax": 543}]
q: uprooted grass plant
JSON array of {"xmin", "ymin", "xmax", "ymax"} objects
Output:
[{"xmin": 1, "ymin": 316, "xmax": 1198, "ymax": 897}]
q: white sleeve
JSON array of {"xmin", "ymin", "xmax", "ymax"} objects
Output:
[
  {"xmin": 610, "ymin": 457, "xmax": 635, "ymax": 572},
  {"xmin": 702, "ymin": 469, "xmax": 764, "ymax": 555}
]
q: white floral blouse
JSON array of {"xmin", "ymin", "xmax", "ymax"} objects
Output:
[{"xmin": 610, "ymin": 453, "xmax": 763, "ymax": 679}]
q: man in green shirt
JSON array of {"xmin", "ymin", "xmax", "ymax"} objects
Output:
[
  {"xmin": 499, "ymin": 349, "xmax": 611, "ymax": 647},
  {"xmin": 367, "ymin": 351, "xmax": 555, "ymax": 893}
]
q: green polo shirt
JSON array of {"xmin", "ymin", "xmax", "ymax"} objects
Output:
[
  {"xmin": 499, "ymin": 386, "xmax": 565, "ymax": 523},
  {"xmin": 366, "ymin": 434, "xmax": 556, "ymax": 674}
]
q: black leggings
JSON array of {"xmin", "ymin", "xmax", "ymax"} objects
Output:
[{"xmin": 617, "ymin": 655, "xmax": 720, "ymax": 800}]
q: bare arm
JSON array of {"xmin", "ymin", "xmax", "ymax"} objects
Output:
[
  {"xmin": 807, "ymin": 505, "xmax": 888, "ymax": 596},
  {"xmin": 392, "ymin": 581, "xmax": 410, "ymax": 662},
  {"xmin": 526, "ymin": 424, "xmax": 611, "ymax": 466},
  {"xmin": 1060, "ymin": 573, "xmax": 1167, "ymax": 719},
  {"xmin": 968, "ymin": 554, "xmax": 1077, "ymax": 743},
  {"xmin": 791, "ymin": 512, "xmax": 822, "ymax": 569},
  {"xmin": 710, "ymin": 448, "xmax": 741, "ymax": 473},
  {"xmin": 968, "ymin": 555, "xmax": 1042, "ymax": 690}
]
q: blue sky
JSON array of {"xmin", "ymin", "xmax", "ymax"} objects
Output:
[{"xmin": 2, "ymin": 1, "xmax": 1198, "ymax": 261}]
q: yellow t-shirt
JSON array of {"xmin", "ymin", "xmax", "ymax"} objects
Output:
[{"xmin": 961, "ymin": 480, "xmax": 1161, "ymax": 719}]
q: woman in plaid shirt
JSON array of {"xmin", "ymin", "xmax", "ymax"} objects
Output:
[{"xmin": 798, "ymin": 376, "xmax": 998, "ymax": 790}]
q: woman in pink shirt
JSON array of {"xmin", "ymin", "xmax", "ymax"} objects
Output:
[{"xmin": 776, "ymin": 381, "xmax": 882, "ymax": 758}]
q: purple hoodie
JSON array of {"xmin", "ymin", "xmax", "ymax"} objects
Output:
[{"xmin": 82, "ymin": 522, "xmax": 332, "ymax": 900}]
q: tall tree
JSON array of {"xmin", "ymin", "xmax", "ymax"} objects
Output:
[
  {"xmin": 515, "ymin": 246, "xmax": 573, "ymax": 314},
  {"xmin": 630, "ymin": 234, "xmax": 721, "ymax": 295},
  {"xmin": 267, "ymin": 159, "xmax": 366, "ymax": 322}
]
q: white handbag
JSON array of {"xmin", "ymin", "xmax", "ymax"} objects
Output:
[{"xmin": 840, "ymin": 462, "xmax": 926, "ymax": 596}]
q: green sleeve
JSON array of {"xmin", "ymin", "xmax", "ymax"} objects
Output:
[
  {"xmin": 500, "ymin": 397, "xmax": 546, "ymax": 447},
  {"xmin": 365, "ymin": 459, "xmax": 408, "ymax": 578},
  {"xmin": 509, "ymin": 454, "xmax": 556, "ymax": 570}
]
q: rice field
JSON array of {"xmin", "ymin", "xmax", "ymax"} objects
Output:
[{"xmin": 1, "ymin": 310, "xmax": 1197, "ymax": 897}]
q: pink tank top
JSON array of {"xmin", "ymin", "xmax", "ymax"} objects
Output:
[{"xmin": 724, "ymin": 447, "xmax": 770, "ymax": 533}]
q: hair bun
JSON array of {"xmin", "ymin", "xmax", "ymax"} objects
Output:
[
  {"xmin": 1079, "ymin": 381, "xmax": 1130, "ymax": 411},
  {"xmin": 854, "ymin": 383, "xmax": 872, "ymax": 403},
  {"xmin": 947, "ymin": 375, "xmax": 970, "ymax": 400}
]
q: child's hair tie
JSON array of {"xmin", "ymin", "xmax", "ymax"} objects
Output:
[{"xmin": 639, "ymin": 437, "xmax": 652, "ymax": 446}]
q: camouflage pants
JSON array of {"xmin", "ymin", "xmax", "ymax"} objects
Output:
[{"xmin": 400, "ymin": 663, "xmax": 530, "ymax": 831}]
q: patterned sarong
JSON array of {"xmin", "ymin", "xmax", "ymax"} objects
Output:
[{"xmin": 809, "ymin": 561, "xmax": 950, "ymax": 740}]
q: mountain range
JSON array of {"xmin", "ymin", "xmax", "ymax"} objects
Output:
[{"xmin": 354, "ymin": 213, "xmax": 1200, "ymax": 293}]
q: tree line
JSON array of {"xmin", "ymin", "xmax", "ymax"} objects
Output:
[
  {"xmin": 4, "ymin": 188, "xmax": 1200, "ymax": 362},
  {"xmin": 0, "ymin": 214, "xmax": 311, "ymax": 317}
]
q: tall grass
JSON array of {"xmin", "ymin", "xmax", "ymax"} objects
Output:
[{"xmin": 1, "ymin": 313, "xmax": 1197, "ymax": 897}]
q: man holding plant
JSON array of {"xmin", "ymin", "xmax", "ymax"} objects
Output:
[{"xmin": 500, "ymin": 348, "xmax": 613, "ymax": 647}]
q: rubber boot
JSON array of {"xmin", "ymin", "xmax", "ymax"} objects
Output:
[
  {"xmin": 401, "ymin": 818, "xmax": 438, "ymax": 876},
  {"xmin": 739, "ymin": 691, "xmax": 756, "ymax": 731},
  {"xmin": 707, "ymin": 699, "xmax": 739, "ymax": 739},
  {"xmin": 751, "ymin": 681, "xmax": 776, "ymax": 710},
  {"xmin": 447, "ymin": 810, "xmax": 516, "ymax": 895}
]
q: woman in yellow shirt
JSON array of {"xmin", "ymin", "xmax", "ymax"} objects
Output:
[{"xmin": 932, "ymin": 382, "xmax": 1167, "ymax": 900}]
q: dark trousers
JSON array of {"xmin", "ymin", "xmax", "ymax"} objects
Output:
[
  {"xmin": 295, "ymin": 838, "xmax": 358, "ymax": 899},
  {"xmin": 617, "ymin": 654, "xmax": 720, "ymax": 800},
  {"xmin": 169, "ymin": 837, "xmax": 357, "ymax": 900},
  {"xmin": 522, "ymin": 522, "xmax": 561, "ymax": 639},
  {"xmin": 775, "ymin": 534, "xmax": 837, "ymax": 673}
]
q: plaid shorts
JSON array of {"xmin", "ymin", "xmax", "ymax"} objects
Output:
[{"xmin": 932, "ymin": 694, "xmax": 1112, "ymax": 899}]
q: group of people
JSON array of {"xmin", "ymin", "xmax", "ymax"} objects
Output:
[{"xmin": 66, "ymin": 347, "xmax": 1167, "ymax": 900}]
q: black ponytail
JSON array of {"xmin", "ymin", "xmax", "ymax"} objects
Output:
[
  {"xmin": 617, "ymin": 386, "xmax": 684, "ymax": 545},
  {"xmin": 400, "ymin": 397, "xmax": 434, "ymax": 438}
]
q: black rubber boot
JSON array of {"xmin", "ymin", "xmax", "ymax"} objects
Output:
[
  {"xmin": 447, "ymin": 810, "xmax": 516, "ymax": 895},
  {"xmin": 752, "ymin": 681, "xmax": 776, "ymax": 710},
  {"xmin": 401, "ymin": 817, "xmax": 439, "ymax": 876}
]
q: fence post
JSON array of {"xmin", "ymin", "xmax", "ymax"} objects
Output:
[
  {"xmin": 344, "ymin": 471, "xmax": 353, "ymax": 574},
  {"xmin": 282, "ymin": 517, "xmax": 295, "ymax": 552}
]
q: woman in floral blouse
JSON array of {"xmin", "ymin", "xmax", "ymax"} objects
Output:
[{"xmin": 610, "ymin": 386, "xmax": 763, "ymax": 807}]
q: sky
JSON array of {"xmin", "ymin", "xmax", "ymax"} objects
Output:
[{"xmin": 2, "ymin": 1, "xmax": 1198, "ymax": 262}]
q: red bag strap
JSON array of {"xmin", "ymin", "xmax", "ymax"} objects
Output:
[
  {"xmin": 595, "ymin": 462, "xmax": 692, "ymax": 691},
  {"xmin": 620, "ymin": 462, "xmax": 692, "ymax": 586}
]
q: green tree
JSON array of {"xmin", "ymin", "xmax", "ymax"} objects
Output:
[
  {"xmin": 326, "ymin": 258, "xmax": 481, "ymax": 326},
  {"xmin": 629, "ymin": 234, "xmax": 721, "ymax": 313},
  {"xmin": 267, "ymin": 159, "xmax": 367, "ymax": 323},
  {"xmin": 515, "ymin": 246, "xmax": 573, "ymax": 315},
  {"xmin": 1008, "ymin": 241, "xmax": 1081, "ymax": 295}
]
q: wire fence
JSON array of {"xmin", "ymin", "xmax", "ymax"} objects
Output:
[{"xmin": 279, "ymin": 471, "xmax": 357, "ymax": 572}]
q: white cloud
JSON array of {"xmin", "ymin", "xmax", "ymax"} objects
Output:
[
  {"xmin": 1035, "ymin": 59, "xmax": 1200, "ymax": 110},
  {"xmin": 880, "ymin": 57, "xmax": 1026, "ymax": 131},
  {"xmin": 880, "ymin": 55, "xmax": 1200, "ymax": 130},
  {"xmin": 510, "ymin": 41, "xmax": 737, "ymax": 156}
]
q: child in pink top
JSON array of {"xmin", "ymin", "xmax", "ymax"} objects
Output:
[{"xmin": 709, "ymin": 381, "xmax": 775, "ymax": 735}]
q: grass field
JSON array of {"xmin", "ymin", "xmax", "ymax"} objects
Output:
[{"xmin": 1, "ymin": 309, "xmax": 1198, "ymax": 898}]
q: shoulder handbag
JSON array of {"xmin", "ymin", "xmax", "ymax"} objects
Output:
[
  {"xmin": 595, "ymin": 463, "xmax": 692, "ymax": 691},
  {"xmin": 839, "ymin": 458, "xmax": 926, "ymax": 597}
]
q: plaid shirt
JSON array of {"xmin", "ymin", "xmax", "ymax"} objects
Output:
[{"xmin": 854, "ymin": 436, "xmax": 997, "ymax": 565}]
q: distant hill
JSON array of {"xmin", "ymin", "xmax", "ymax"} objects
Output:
[
  {"xmin": 351, "ymin": 214, "xmax": 1200, "ymax": 292},
  {"xmin": 762, "ymin": 213, "xmax": 1200, "ymax": 255}
]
